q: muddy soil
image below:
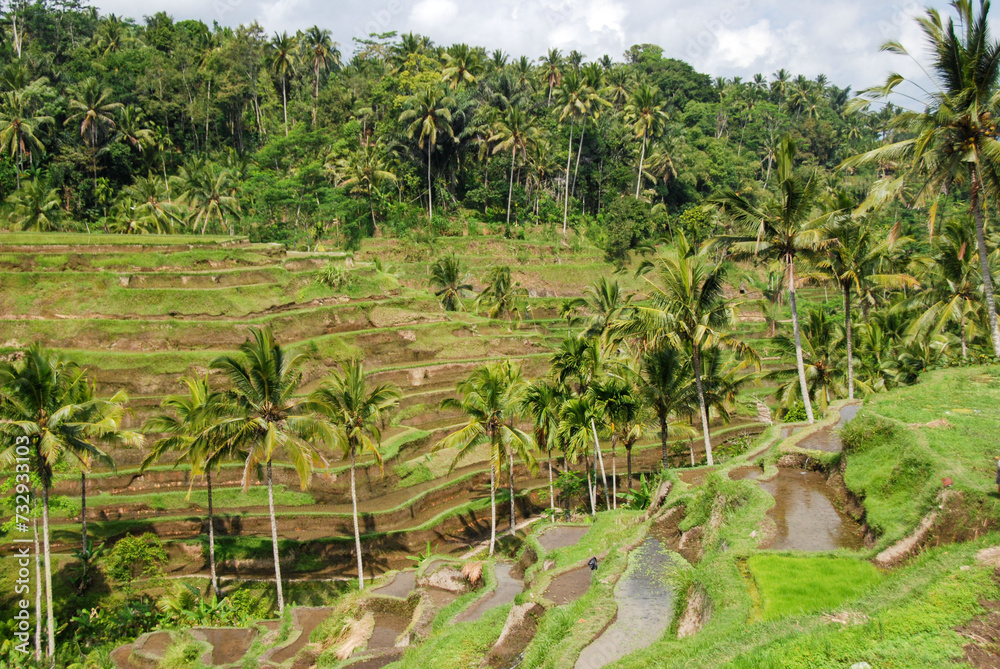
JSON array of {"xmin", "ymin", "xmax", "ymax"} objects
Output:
[
  {"xmin": 729, "ymin": 466, "xmax": 762, "ymax": 481},
  {"xmin": 543, "ymin": 566, "xmax": 593, "ymax": 606},
  {"xmin": 194, "ymin": 627, "xmax": 257, "ymax": 665},
  {"xmin": 575, "ymin": 537, "xmax": 677, "ymax": 669},
  {"xmin": 759, "ymin": 469, "xmax": 865, "ymax": 551},
  {"xmin": 346, "ymin": 654, "xmax": 403, "ymax": 669},
  {"xmin": 110, "ymin": 645, "xmax": 140, "ymax": 669},
  {"xmin": 780, "ymin": 425, "xmax": 804, "ymax": 439},
  {"xmin": 373, "ymin": 570, "xmax": 417, "ymax": 598},
  {"xmin": 793, "ymin": 404, "xmax": 861, "ymax": 453},
  {"xmin": 536, "ymin": 526, "xmax": 588, "ymax": 552},
  {"xmin": 265, "ymin": 607, "xmax": 335, "ymax": 665},
  {"xmin": 367, "ymin": 612, "xmax": 410, "ymax": 650},
  {"xmin": 678, "ymin": 468, "xmax": 715, "ymax": 486},
  {"xmin": 455, "ymin": 563, "xmax": 523, "ymax": 623}
]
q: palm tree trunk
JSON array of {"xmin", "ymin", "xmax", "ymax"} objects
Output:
[
  {"xmin": 572, "ymin": 122, "xmax": 585, "ymax": 198},
  {"xmin": 787, "ymin": 258, "xmax": 815, "ymax": 423},
  {"xmin": 562, "ymin": 119, "xmax": 573, "ymax": 238},
  {"xmin": 312, "ymin": 65, "xmax": 320, "ymax": 128},
  {"xmin": 41, "ymin": 483, "xmax": 55, "ymax": 659},
  {"xmin": 506, "ymin": 147, "xmax": 515, "ymax": 227},
  {"xmin": 489, "ymin": 462, "xmax": 496, "ymax": 556},
  {"xmin": 659, "ymin": 410, "xmax": 668, "ymax": 470},
  {"xmin": 547, "ymin": 445, "xmax": 555, "ymax": 521},
  {"xmin": 634, "ymin": 135, "xmax": 647, "ymax": 199},
  {"xmin": 590, "ymin": 419, "xmax": 610, "ymax": 512},
  {"xmin": 427, "ymin": 143, "xmax": 433, "ymax": 230},
  {"xmin": 692, "ymin": 346, "xmax": 715, "ymax": 466},
  {"xmin": 961, "ymin": 315, "xmax": 969, "ymax": 360},
  {"xmin": 844, "ymin": 283, "xmax": 854, "ymax": 400},
  {"xmin": 351, "ymin": 452, "xmax": 365, "ymax": 589},
  {"xmin": 508, "ymin": 450, "xmax": 516, "ymax": 537},
  {"xmin": 33, "ymin": 513, "xmax": 41, "ymax": 662},
  {"xmin": 583, "ymin": 449, "xmax": 595, "ymax": 516},
  {"xmin": 281, "ymin": 78, "xmax": 288, "ymax": 136},
  {"xmin": 626, "ymin": 444, "xmax": 633, "ymax": 494},
  {"xmin": 971, "ymin": 165, "xmax": 1000, "ymax": 356},
  {"xmin": 266, "ymin": 461, "xmax": 285, "ymax": 613},
  {"xmin": 689, "ymin": 437, "xmax": 696, "ymax": 467},
  {"xmin": 79, "ymin": 470, "xmax": 87, "ymax": 571},
  {"xmin": 610, "ymin": 435, "xmax": 617, "ymax": 510},
  {"xmin": 207, "ymin": 469, "xmax": 220, "ymax": 599}
]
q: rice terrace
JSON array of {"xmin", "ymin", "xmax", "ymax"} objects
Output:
[{"xmin": 2, "ymin": 1, "xmax": 1000, "ymax": 668}]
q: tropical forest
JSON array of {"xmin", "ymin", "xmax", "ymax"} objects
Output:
[{"xmin": 1, "ymin": 0, "xmax": 999, "ymax": 668}]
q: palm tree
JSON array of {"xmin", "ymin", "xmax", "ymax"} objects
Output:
[
  {"xmin": 769, "ymin": 308, "xmax": 847, "ymax": 410},
  {"xmin": 550, "ymin": 336, "xmax": 602, "ymax": 395},
  {"xmin": 116, "ymin": 104, "xmax": 155, "ymax": 152},
  {"xmin": 908, "ymin": 218, "xmax": 982, "ymax": 360},
  {"xmin": 841, "ymin": 0, "xmax": 1000, "ymax": 357},
  {"xmin": 429, "ymin": 254, "xmax": 474, "ymax": 311},
  {"xmin": 521, "ymin": 379, "xmax": 562, "ymax": 519},
  {"xmin": 0, "ymin": 91, "xmax": 51, "ymax": 185},
  {"xmin": 540, "ymin": 48, "xmax": 562, "ymax": 104},
  {"xmin": 143, "ymin": 376, "xmax": 227, "ymax": 598},
  {"xmin": 304, "ymin": 27, "xmax": 339, "ymax": 127},
  {"xmin": 622, "ymin": 235, "xmax": 758, "ymax": 465},
  {"xmin": 441, "ymin": 43, "xmax": 481, "ymax": 89},
  {"xmin": 399, "ymin": 85, "xmax": 455, "ymax": 229},
  {"xmin": 638, "ymin": 345, "xmax": 691, "ymax": 470},
  {"xmin": 0, "ymin": 346, "xmax": 132, "ymax": 659},
  {"xmin": 10, "ymin": 178, "xmax": 60, "ymax": 231},
  {"xmin": 555, "ymin": 70, "xmax": 598, "ymax": 236},
  {"xmin": 590, "ymin": 375, "xmax": 644, "ymax": 506},
  {"xmin": 477, "ymin": 265, "xmax": 528, "ymax": 327},
  {"xmin": 580, "ymin": 276, "xmax": 633, "ymax": 342},
  {"xmin": 625, "ymin": 84, "xmax": 668, "ymax": 199},
  {"xmin": 819, "ymin": 210, "xmax": 917, "ymax": 398},
  {"xmin": 127, "ymin": 176, "xmax": 183, "ymax": 234},
  {"xmin": 311, "ymin": 361, "xmax": 400, "ymax": 590},
  {"xmin": 65, "ymin": 77, "xmax": 122, "ymax": 185},
  {"xmin": 334, "ymin": 142, "xmax": 396, "ymax": 231},
  {"xmin": 712, "ymin": 136, "xmax": 828, "ymax": 423},
  {"xmin": 207, "ymin": 327, "xmax": 328, "ymax": 613},
  {"xmin": 439, "ymin": 361, "xmax": 533, "ymax": 555},
  {"xmin": 175, "ymin": 161, "xmax": 240, "ymax": 234},
  {"xmin": 557, "ymin": 396, "xmax": 605, "ymax": 515},
  {"xmin": 490, "ymin": 106, "xmax": 540, "ymax": 226},
  {"xmin": 270, "ymin": 31, "xmax": 298, "ymax": 136}
]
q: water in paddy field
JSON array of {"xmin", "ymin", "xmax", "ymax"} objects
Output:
[
  {"xmin": 794, "ymin": 404, "xmax": 861, "ymax": 453},
  {"xmin": 372, "ymin": 570, "xmax": 417, "ymax": 598},
  {"xmin": 759, "ymin": 469, "xmax": 865, "ymax": 551},
  {"xmin": 574, "ymin": 537, "xmax": 676, "ymax": 669},
  {"xmin": 537, "ymin": 525, "xmax": 589, "ymax": 551},
  {"xmin": 455, "ymin": 562, "xmax": 523, "ymax": 623}
]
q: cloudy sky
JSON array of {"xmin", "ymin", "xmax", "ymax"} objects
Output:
[{"xmin": 92, "ymin": 0, "xmax": 953, "ymax": 92}]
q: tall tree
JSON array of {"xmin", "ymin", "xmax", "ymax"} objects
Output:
[
  {"xmin": 207, "ymin": 327, "xmax": 328, "ymax": 614},
  {"xmin": 521, "ymin": 379, "xmax": 562, "ymax": 519},
  {"xmin": 842, "ymin": 0, "xmax": 1000, "ymax": 357},
  {"xmin": 270, "ymin": 31, "xmax": 298, "ymax": 136},
  {"xmin": 65, "ymin": 77, "xmax": 122, "ymax": 185},
  {"xmin": 399, "ymin": 85, "xmax": 455, "ymax": 229},
  {"xmin": 624, "ymin": 84, "xmax": 668, "ymax": 199},
  {"xmin": 304, "ymin": 26, "xmax": 339, "ymax": 127},
  {"xmin": 712, "ymin": 136, "xmax": 826, "ymax": 423},
  {"xmin": 429, "ymin": 254, "xmax": 474, "ymax": 311},
  {"xmin": 439, "ymin": 361, "xmax": 532, "ymax": 555},
  {"xmin": 490, "ymin": 106, "xmax": 540, "ymax": 227},
  {"xmin": 311, "ymin": 361, "xmax": 400, "ymax": 590}
]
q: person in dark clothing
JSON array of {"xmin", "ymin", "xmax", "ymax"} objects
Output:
[
  {"xmin": 995, "ymin": 458, "xmax": 1000, "ymax": 497},
  {"xmin": 588, "ymin": 556, "xmax": 598, "ymax": 571}
]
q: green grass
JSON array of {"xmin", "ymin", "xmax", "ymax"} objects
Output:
[
  {"xmin": 746, "ymin": 555, "xmax": 883, "ymax": 621},
  {"xmin": 0, "ymin": 232, "xmax": 247, "ymax": 245},
  {"xmin": 61, "ymin": 485, "xmax": 316, "ymax": 516},
  {"xmin": 841, "ymin": 366, "xmax": 1000, "ymax": 547}
]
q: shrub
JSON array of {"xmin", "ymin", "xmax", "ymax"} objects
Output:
[
  {"xmin": 782, "ymin": 402, "xmax": 807, "ymax": 422},
  {"xmin": 105, "ymin": 532, "xmax": 168, "ymax": 590}
]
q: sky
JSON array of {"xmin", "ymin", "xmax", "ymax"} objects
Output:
[{"xmin": 91, "ymin": 0, "xmax": 955, "ymax": 92}]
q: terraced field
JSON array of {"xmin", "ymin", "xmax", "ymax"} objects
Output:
[{"xmin": 0, "ymin": 233, "xmax": 788, "ymax": 587}]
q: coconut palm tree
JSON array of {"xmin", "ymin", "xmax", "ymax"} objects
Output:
[
  {"xmin": 207, "ymin": 326, "xmax": 328, "ymax": 614},
  {"xmin": 115, "ymin": 104, "xmax": 154, "ymax": 152},
  {"xmin": 521, "ymin": 379, "xmax": 563, "ymax": 519},
  {"xmin": 589, "ymin": 375, "xmax": 645, "ymax": 506},
  {"xmin": 311, "ymin": 361, "xmax": 400, "ymax": 590},
  {"xmin": 333, "ymin": 141, "xmax": 397, "ymax": 231},
  {"xmin": 550, "ymin": 336, "xmax": 602, "ymax": 395},
  {"xmin": 126, "ymin": 176, "xmax": 183, "ymax": 234},
  {"xmin": 399, "ymin": 85, "xmax": 455, "ymax": 229},
  {"xmin": 0, "ymin": 346, "xmax": 133, "ymax": 659},
  {"xmin": 557, "ymin": 396, "xmax": 606, "ymax": 515},
  {"xmin": 818, "ymin": 209, "xmax": 917, "ymax": 398},
  {"xmin": 769, "ymin": 308, "xmax": 847, "ymax": 411},
  {"xmin": 304, "ymin": 26, "xmax": 339, "ymax": 127},
  {"xmin": 65, "ymin": 77, "xmax": 122, "ymax": 185},
  {"xmin": 175, "ymin": 161, "xmax": 240, "ymax": 234},
  {"xmin": 143, "ymin": 375, "xmax": 227, "ymax": 598},
  {"xmin": 10, "ymin": 178, "xmax": 60, "ymax": 231},
  {"xmin": 477, "ymin": 265, "xmax": 528, "ymax": 327},
  {"xmin": 624, "ymin": 84, "xmax": 668, "ymax": 199},
  {"xmin": 555, "ymin": 70, "xmax": 599, "ymax": 236},
  {"xmin": 638, "ymin": 344, "xmax": 692, "ymax": 470},
  {"xmin": 580, "ymin": 276, "xmax": 633, "ymax": 342},
  {"xmin": 0, "ymin": 91, "xmax": 51, "ymax": 185},
  {"xmin": 441, "ymin": 43, "xmax": 481, "ymax": 89},
  {"xmin": 711, "ymin": 136, "xmax": 828, "ymax": 423},
  {"xmin": 622, "ymin": 234, "xmax": 758, "ymax": 465},
  {"xmin": 490, "ymin": 106, "xmax": 540, "ymax": 226},
  {"xmin": 841, "ymin": 0, "xmax": 1000, "ymax": 357},
  {"xmin": 440, "ymin": 362, "xmax": 533, "ymax": 555},
  {"xmin": 429, "ymin": 254, "xmax": 474, "ymax": 311},
  {"xmin": 270, "ymin": 31, "xmax": 297, "ymax": 136},
  {"xmin": 540, "ymin": 48, "xmax": 562, "ymax": 104}
]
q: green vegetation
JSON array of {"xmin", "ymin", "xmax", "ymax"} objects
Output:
[{"xmin": 746, "ymin": 555, "xmax": 882, "ymax": 621}]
